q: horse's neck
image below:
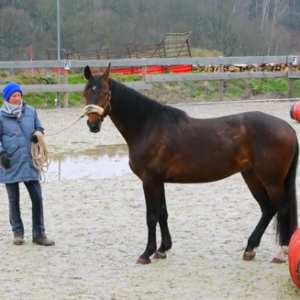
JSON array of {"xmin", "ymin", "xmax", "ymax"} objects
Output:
[{"xmin": 108, "ymin": 82, "xmax": 145, "ymax": 145}]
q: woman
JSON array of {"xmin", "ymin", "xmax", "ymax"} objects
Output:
[{"xmin": 0, "ymin": 82, "xmax": 55, "ymax": 246}]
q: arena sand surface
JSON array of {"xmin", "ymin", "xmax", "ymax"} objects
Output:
[{"xmin": 0, "ymin": 100, "xmax": 300, "ymax": 300}]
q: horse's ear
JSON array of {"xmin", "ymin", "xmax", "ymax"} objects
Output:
[
  {"xmin": 102, "ymin": 63, "xmax": 111, "ymax": 82},
  {"xmin": 84, "ymin": 66, "xmax": 92, "ymax": 80}
]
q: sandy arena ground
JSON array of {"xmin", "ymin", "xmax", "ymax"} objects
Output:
[{"xmin": 0, "ymin": 100, "xmax": 300, "ymax": 300}]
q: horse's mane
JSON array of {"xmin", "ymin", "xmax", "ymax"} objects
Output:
[{"xmin": 109, "ymin": 79, "xmax": 189, "ymax": 126}]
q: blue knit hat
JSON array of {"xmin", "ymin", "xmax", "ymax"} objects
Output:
[{"xmin": 3, "ymin": 82, "xmax": 23, "ymax": 101}]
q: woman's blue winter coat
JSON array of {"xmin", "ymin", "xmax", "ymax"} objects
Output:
[{"xmin": 0, "ymin": 102, "xmax": 44, "ymax": 183}]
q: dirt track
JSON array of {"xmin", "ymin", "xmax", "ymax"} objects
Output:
[{"xmin": 0, "ymin": 101, "xmax": 299, "ymax": 299}]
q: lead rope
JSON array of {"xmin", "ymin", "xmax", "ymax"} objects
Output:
[
  {"xmin": 31, "ymin": 133, "xmax": 51, "ymax": 183},
  {"xmin": 31, "ymin": 105, "xmax": 104, "ymax": 183}
]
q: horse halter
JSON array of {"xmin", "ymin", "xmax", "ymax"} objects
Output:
[
  {"xmin": 83, "ymin": 90, "xmax": 111, "ymax": 121},
  {"xmin": 99, "ymin": 90, "xmax": 112, "ymax": 121}
]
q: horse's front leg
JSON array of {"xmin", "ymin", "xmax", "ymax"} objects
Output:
[
  {"xmin": 137, "ymin": 178, "xmax": 162, "ymax": 264},
  {"xmin": 154, "ymin": 184, "xmax": 172, "ymax": 259}
]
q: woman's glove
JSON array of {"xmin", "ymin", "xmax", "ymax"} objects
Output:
[
  {"xmin": 31, "ymin": 134, "xmax": 38, "ymax": 143},
  {"xmin": 0, "ymin": 152, "xmax": 11, "ymax": 169},
  {"xmin": 31, "ymin": 131, "xmax": 43, "ymax": 144}
]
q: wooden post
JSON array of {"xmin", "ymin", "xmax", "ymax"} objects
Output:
[
  {"xmin": 63, "ymin": 68, "xmax": 69, "ymax": 108},
  {"xmin": 289, "ymin": 56, "xmax": 296, "ymax": 98},
  {"xmin": 219, "ymin": 63, "xmax": 224, "ymax": 101},
  {"xmin": 142, "ymin": 65, "xmax": 147, "ymax": 83}
]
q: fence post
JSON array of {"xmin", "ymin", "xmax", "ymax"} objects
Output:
[
  {"xmin": 62, "ymin": 59, "xmax": 70, "ymax": 108},
  {"xmin": 142, "ymin": 65, "xmax": 147, "ymax": 82},
  {"xmin": 141, "ymin": 57, "xmax": 147, "ymax": 83},
  {"xmin": 289, "ymin": 56, "xmax": 297, "ymax": 98},
  {"xmin": 63, "ymin": 68, "xmax": 69, "ymax": 108},
  {"xmin": 219, "ymin": 61, "xmax": 224, "ymax": 101}
]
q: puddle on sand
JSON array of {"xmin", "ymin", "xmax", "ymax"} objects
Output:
[{"xmin": 47, "ymin": 144, "xmax": 131, "ymax": 180}]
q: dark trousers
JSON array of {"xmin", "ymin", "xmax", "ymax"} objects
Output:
[{"xmin": 5, "ymin": 180, "xmax": 45, "ymax": 238}]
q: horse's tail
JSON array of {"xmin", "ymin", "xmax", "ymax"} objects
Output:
[{"xmin": 277, "ymin": 131, "xmax": 299, "ymax": 246}]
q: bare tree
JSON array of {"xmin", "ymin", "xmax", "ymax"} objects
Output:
[
  {"xmin": 0, "ymin": 0, "xmax": 296, "ymax": 60},
  {"xmin": 0, "ymin": 7, "xmax": 32, "ymax": 60}
]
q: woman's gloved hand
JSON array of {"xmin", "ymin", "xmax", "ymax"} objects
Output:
[
  {"xmin": 31, "ymin": 131, "xmax": 43, "ymax": 144},
  {"xmin": 0, "ymin": 152, "xmax": 11, "ymax": 169},
  {"xmin": 31, "ymin": 134, "xmax": 38, "ymax": 143}
]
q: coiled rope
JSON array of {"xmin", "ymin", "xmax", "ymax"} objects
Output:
[
  {"xmin": 31, "ymin": 105, "xmax": 104, "ymax": 182},
  {"xmin": 31, "ymin": 133, "xmax": 51, "ymax": 182}
]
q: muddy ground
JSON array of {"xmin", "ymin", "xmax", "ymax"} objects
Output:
[{"xmin": 0, "ymin": 100, "xmax": 300, "ymax": 299}]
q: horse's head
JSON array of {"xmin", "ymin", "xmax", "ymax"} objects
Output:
[{"xmin": 83, "ymin": 63, "xmax": 111, "ymax": 133}]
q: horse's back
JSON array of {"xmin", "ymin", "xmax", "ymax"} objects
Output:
[
  {"xmin": 240, "ymin": 110, "xmax": 292, "ymax": 128},
  {"xmin": 198, "ymin": 110, "xmax": 291, "ymax": 129},
  {"xmin": 232, "ymin": 111, "xmax": 297, "ymax": 183},
  {"xmin": 238, "ymin": 111, "xmax": 296, "ymax": 144},
  {"xmin": 190, "ymin": 110, "xmax": 295, "ymax": 141},
  {"xmin": 159, "ymin": 110, "xmax": 297, "ymax": 183}
]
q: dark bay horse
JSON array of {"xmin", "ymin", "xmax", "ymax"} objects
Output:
[{"xmin": 83, "ymin": 64, "xmax": 299, "ymax": 265}]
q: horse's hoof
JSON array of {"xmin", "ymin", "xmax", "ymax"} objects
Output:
[
  {"xmin": 154, "ymin": 251, "xmax": 167, "ymax": 259},
  {"xmin": 136, "ymin": 257, "xmax": 151, "ymax": 265},
  {"xmin": 271, "ymin": 246, "xmax": 288, "ymax": 263},
  {"xmin": 243, "ymin": 250, "xmax": 256, "ymax": 261},
  {"xmin": 271, "ymin": 257, "xmax": 286, "ymax": 264}
]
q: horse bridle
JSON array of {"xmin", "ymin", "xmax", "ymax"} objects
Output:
[
  {"xmin": 99, "ymin": 90, "xmax": 112, "ymax": 121},
  {"xmin": 83, "ymin": 89, "xmax": 112, "ymax": 122}
]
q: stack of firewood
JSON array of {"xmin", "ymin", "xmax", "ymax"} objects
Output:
[{"xmin": 194, "ymin": 63, "xmax": 300, "ymax": 72}]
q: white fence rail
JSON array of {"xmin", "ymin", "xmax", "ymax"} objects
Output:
[
  {"xmin": 0, "ymin": 56, "xmax": 296, "ymax": 69},
  {"xmin": 0, "ymin": 55, "xmax": 299, "ymax": 106}
]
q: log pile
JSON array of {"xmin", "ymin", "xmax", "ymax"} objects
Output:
[{"xmin": 194, "ymin": 63, "xmax": 300, "ymax": 72}]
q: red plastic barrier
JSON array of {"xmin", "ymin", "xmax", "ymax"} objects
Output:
[
  {"xmin": 21, "ymin": 68, "xmax": 40, "ymax": 74},
  {"xmin": 49, "ymin": 65, "xmax": 193, "ymax": 76},
  {"xmin": 288, "ymin": 228, "xmax": 300, "ymax": 289},
  {"xmin": 93, "ymin": 65, "xmax": 193, "ymax": 76}
]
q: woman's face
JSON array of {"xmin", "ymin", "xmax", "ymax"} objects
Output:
[{"xmin": 9, "ymin": 92, "xmax": 22, "ymax": 105}]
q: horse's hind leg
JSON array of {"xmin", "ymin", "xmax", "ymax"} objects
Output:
[
  {"xmin": 262, "ymin": 184, "xmax": 290, "ymax": 263},
  {"xmin": 241, "ymin": 170, "xmax": 276, "ymax": 261},
  {"xmin": 154, "ymin": 185, "xmax": 172, "ymax": 259}
]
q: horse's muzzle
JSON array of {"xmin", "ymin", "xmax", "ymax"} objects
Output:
[{"xmin": 87, "ymin": 119, "xmax": 102, "ymax": 133}]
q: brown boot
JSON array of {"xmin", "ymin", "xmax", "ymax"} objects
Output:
[
  {"xmin": 32, "ymin": 236, "xmax": 55, "ymax": 246},
  {"xmin": 13, "ymin": 236, "xmax": 24, "ymax": 245}
]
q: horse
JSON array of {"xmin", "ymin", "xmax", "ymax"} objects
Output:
[{"xmin": 82, "ymin": 63, "xmax": 299, "ymax": 265}]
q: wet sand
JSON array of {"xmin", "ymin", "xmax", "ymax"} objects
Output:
[{"xmin": 0, "ymin": 101, "xmax": 299, "ymax": 299}]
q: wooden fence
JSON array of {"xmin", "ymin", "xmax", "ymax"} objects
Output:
[{"xmin": 0, "ymin": 55, "xmax": 300, "ymax": 106}]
